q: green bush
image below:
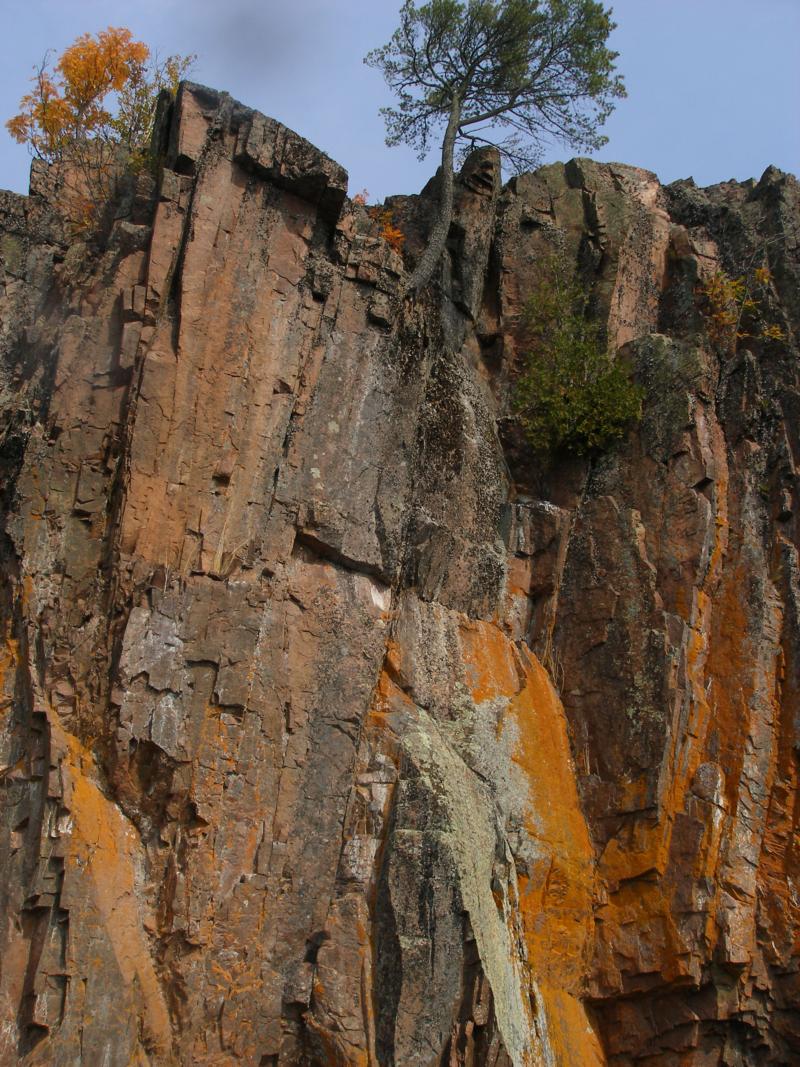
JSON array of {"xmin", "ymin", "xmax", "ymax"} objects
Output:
[{"xmin": 513, "ymin": 257, "xmax": 643, "ymax": 454}]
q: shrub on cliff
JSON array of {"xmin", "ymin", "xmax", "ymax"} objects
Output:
[
  {"xmin": 697, "ymin": 264, "xmax": 785, "ymax": 355},
  {"xmin": 514, "ymin": 257, "xmax": 643, "ymax": 454},
  {"xmin": 6, "ymin": 27, "xmax": 193, "ymax": 232}
]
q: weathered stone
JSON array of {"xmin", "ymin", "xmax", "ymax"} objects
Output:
[{"xmin": 1, "ymin": 79, "xmax": 798, "ymax": 1066}]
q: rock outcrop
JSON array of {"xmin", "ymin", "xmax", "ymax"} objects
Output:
[{"xmin": 1, "ymin": 83, "xmax": 798, "ymax": 1065}]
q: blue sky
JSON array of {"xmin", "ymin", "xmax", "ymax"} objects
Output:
[{"xmin": 1, "ymin": 0, "xmax": 798, "ymax": 200}]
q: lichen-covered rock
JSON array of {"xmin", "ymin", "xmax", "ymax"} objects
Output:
[{"xmin": 0, "ymin": 82, "xmax": 798, "ymax": 1065}]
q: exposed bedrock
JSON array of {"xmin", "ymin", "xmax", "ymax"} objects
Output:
[{"xmin": 0, "ymin": 83, "xmax": 798, "ymax": 1065}]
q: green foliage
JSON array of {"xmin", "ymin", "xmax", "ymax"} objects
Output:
[
  {"xmin": 513, "ymin": 257, "xmax": 643, "ymax": 454},
  {"xmin": 365, "ymin": 0, "xmax": 625, "ymax": 172}
]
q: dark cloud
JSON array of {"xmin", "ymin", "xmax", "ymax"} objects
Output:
[{"xmin": 177, "ymin": 0, "xmax": 332, "ymax": 78}]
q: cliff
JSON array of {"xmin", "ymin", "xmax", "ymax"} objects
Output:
[{"xmin": 0, "ymin": 82, "xmax": 798, "ymax": 1066}]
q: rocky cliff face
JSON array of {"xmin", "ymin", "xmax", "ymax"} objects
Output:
[{"xmin": 1, "ymin": 83, "xmax": 798, "ymax": 1066}]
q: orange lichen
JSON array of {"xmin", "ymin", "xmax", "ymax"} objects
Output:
[
  {"xmin": 595, "ymin": 453, "xmax": 734, "ymax": 985},
  {"xmin": 458, "ymin": 620, "xmax": 520, "ymax": 703},
  {"xmin": 0, "ymin": 636, "xmax": 19, "ymax": 702},
  {"xmin": 538, "ymin": 985, "xmax": 606, "ymax": 1067},
  {"xmin": 50, "ymin": 720, "xmax": 172, "ymax": 1054},
  {"xmin": 504, "ymin": 647, "xmax": 595, "ymax": 988},
  {"xmin": 458, "ymin": 619, "xmax": 600, "ymax": 1063}
]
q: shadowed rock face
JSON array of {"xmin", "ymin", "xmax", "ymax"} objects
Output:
[{"xmin": 0, "ymin": 82, "xmax": 798, "ymax": 1066}]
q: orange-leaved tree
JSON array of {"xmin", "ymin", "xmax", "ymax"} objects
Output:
[
  {"xmin": 368, "ymin": 206, "xmax": 405, "ymax": 253},
  {"xmin": 6, "ymin": 27, "xmax": 194, "ymax": 231}
]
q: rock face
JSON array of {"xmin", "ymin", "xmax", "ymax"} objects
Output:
[{"xmin": 0, "ymin": 83, "xmax": 798, "ymax": 1065}]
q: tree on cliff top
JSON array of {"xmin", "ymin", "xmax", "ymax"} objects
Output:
[
  {"xmin": 366, "ymin": 0, "xmax": 625, "ymax": 292},
  {"xmin": 6, "ymin": 28, "xmax": 193, "ymax": 231}
]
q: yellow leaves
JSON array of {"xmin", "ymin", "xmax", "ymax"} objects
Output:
[
  {"xmin": 6, "ymin": 28, "xmax": 151, "ymax": 160},
  {"xmin": 162, "ymin": 55, "xmax": 191, "ymax": 96},
  {"xmin": 5, "ymin": 27, "xmax": 193, "ymax": 164},
  {"xmin": 57, "ymin": 28, "xmax": 149, "ymax": 112},
  {"xmin": 761, "ymin": 323, "xmax": 786, "ymax": 342},
  {"xmin": 356, "ymin": 195, "xmax": 405, "ymax": 252},
  {"xmin": 6, "ymin": 28, "xmax": 194, "ymax": 236},
  {"xmin": 6, "ymin": 71, "xmax": 71, "ymax": 156},
  {"xmin": 367, "ymin": 205, "xmax": 406, "ymax": 253},
  {"xmin": 381, "ymin": 222, "xmax": 406, "ymax": 253},
  {"xmin": 5, "ymin": 114, "xmax": 27, "ymax": 142},
  {"xmin": 697, "ymin": 271, "xmax": 741, "ymax": 353},
  {"xmin": 73, "ymin": 194, "xmax": 98, "ymax": 233},
  {"xmin": 697, "ymin": 263, "xmax": 785, "ymax": 355}
]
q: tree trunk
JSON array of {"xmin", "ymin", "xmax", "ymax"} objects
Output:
[{"xmin": 406, "ymin": 95, "xmax": 461, "ymax": 294}]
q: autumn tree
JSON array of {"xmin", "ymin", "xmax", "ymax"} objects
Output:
[
  {"xmin": 6, "ymin": 27, "xmax": 193, "ymax": 230},
  {"xmin": 366, "ymin": 0, "xmax": 625, "ymax": 292}
]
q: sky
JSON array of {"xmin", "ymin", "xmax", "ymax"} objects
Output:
[{"xmin": 0, "ymin": 0, "xmax": 798, "ymax": 201}]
